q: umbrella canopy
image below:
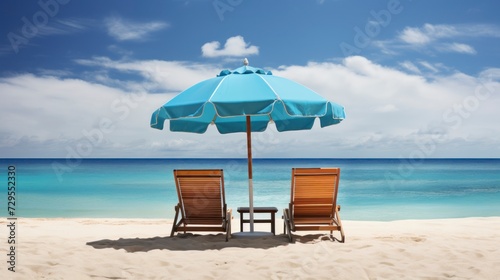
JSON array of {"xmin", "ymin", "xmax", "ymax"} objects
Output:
[{"xmin": 151, "ymin": 59, "xmax": 346, "ymax": 232}]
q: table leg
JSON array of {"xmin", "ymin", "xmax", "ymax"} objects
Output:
[
  {"xmin": 240, "ymin": 211, "xmax": 243, "ymax": 232},
  {"xmin": 271, "ymin": 212, "xmax": 275, "ymax": 235}
]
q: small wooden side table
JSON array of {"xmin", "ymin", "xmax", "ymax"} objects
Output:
[{"xmin": 237, "ymin": 206, "xmax": 278, "ymax": 235}]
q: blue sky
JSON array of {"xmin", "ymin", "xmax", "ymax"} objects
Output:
[{"xmin": 1, "ymin": 0, "xmax": 499, "ymax": 158}]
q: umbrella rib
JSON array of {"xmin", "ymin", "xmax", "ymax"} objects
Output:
[
  {"xmin": 207, "ymin": 75, "xmax": 228, "ymax": 103},
  {"xmin": 256, "ymin": 74, "xmax": 329, "ymax": 118},
  {"xmin": 255, "ymin": 74, "xmax": 286, "ymax": 119},
  {"xmin": 255, "ymin": 74, "xmax": 281, "ymax": 101},
  {"xmin": 260, "ymin": 75, "xmax": 347, "ymax": 120},
  {"xmin": 204, "ymin": 75, "xmax": 229, "ymax": 119}
]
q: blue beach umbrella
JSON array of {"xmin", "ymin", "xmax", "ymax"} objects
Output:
[{"xmin": 151, "ymin": 59, "xmax": 346, "ymax": 232}]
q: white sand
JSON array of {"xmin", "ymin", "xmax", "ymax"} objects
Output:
[{"xmin": 2, "ymin": 217, "xmax": 500, "ymax": 279}]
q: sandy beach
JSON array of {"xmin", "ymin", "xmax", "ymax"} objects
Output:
[{"xmin": 2, "ymin": 217, "xmax": 499, "ymax": 279}]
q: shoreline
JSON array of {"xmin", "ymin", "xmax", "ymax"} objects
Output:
[{"xmin": 1, "ymin": 217, "xmax": 499, "ymax": 279}]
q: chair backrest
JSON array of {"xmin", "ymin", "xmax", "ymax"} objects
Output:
[
  {"xmin": 173, "ymin": 169, "xmax": 226, "ymax": 225},
  {"xmin": 290, "ymin": 168, "xmax": 340, "ymax": 219}
]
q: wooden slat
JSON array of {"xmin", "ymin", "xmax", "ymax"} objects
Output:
[
  {"xmin": 183, "ymin": 218, "xmax": 224, "ymax": 225},
  {"xmin": 237, "ymin": 207, "xmax": 278, "ymax": 213},
  {"xmin": 240, "ymin": 219, "xmax": 273, "ymax": 223},
  {"xmin": 293, "ymin": 225, "xmax": 341, "ymax": 231},
  {"xmin": 293, "ymin": 217, "xmax": 336, "ymax": 224},
  {"xmin": 175, "ymin": 225, "xmax": 226, "ymax": 232}
]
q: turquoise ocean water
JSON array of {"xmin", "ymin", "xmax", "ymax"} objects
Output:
[{"xmin": 1, "ymin": 158, "xmax": 500, "ymax": 221}]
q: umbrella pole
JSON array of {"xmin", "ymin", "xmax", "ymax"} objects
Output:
[{"xmin": 246, "ymin": 116, "xmax": 255, "ymax": 232}]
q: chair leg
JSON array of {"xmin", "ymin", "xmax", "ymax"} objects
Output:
[
  {"xmin": 335, "ymin": 205, "xmax": 345, "ymax": 243},
  {"xmin": 339, "ymin": 226, "xmax": 345, "ymax": 243},
  {"xmin": 171, "ymin": 204, "xmax": 180, "ymax": 237},
  {"xmin": 226, "ymin": 218, "xmax": 230, "ymax": 242},
  {"xmin": 283, "ymin": 209, "xmax": 293, "ymax": 243},
  {"xmin": 225, "ymin": 209, "xmax": 232, "ymax": 242}
]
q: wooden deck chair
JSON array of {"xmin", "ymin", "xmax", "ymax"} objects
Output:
[
  {"xmin": 171, "ymin": 169, "xmax": 232, "ymax": 241},
  {"xmin": 283, "ymin": 168, "xmax": 345, "ymax": 243}
]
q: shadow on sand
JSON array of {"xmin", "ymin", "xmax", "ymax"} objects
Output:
[{"xmin": 86, "ymin": 233, "xmax": 339, "ymax": 252}]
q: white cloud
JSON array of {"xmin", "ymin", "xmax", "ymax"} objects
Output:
[
  {"xmin": 399, "ymin": 27, "xmax": 432, "ymax": 45},
  {"xmin": 0, "ymin": 18, "xmax": 91, "ymax": 54},
  {"xmin": 399, "ymin": 24, "xmax": 462, "ymax": 46},
  {"xmin": 399, "ymin": 61, "xmax": 421, "ymax": 74},
  {"xmin": 1, "ymin": 56, "xmax": 499, "ymax": 158},
  {"xmin": 75, "ymin": 56, "xmax": 220, "ymax": 92},
  {"xmin": 419, "ymin": 24, "xmax": 459, "ymax": 39},
  {"xmin": 201, "ymin": 36, "xmax": 259, "ymax": 58},
  {"xmin": 37, "ymin": 69, "xmax": 73, "ymax": 77},
  {"xmin": 438, "ymin": 43, "xmax": 477, "ymax": 54},
  {"xmin": 418, "ymin": 61, "xmax": 440, "ymax": 73},
  {"xmin": 479, "ymin": 68, "xmax": 500, "ymax": 81},
  {"xmin": 105, "ymin": 16, "xmax": 168, "ymax": 41},
  {"xmin": 379, "ymin": 23, "xmax": 500, "ymax": 56},
  {"xmin": 271, "ymin": 56, "xmax": 500, "ymax": 157},
  {"xmin": 0, "ymin": 73, "xmax": 168, "ymax": 157},
  {"xmin": 34, "ymin": 18, "xmax": 89, "ymax": 36}
]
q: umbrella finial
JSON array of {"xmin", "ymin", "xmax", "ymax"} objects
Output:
[{"xmin": 243, "ymin": 58, "xmax": 249, "ymax": 66}]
